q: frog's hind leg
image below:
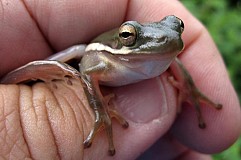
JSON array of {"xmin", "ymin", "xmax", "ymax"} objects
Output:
[
  {"xmin": 0, "ymin": 60, "xmax": 81, "ymax": 85},
  {"xmin": 82, "ymin": 77, "xmax": 128, "ymax": 156},
  {"xmin": 168, "ymin": 57, "xmax": 222, "ymax": 128}
]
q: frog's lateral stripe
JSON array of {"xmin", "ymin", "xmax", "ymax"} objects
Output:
[{"xmin": 85, "ymin": 42, "xmax": 132, "ymax": 55}]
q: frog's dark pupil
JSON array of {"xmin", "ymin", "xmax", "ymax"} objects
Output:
[{"xmin": 120, "ymin": 32, "xmax": 133, "ymax": 38}]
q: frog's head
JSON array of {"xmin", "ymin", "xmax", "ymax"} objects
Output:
[{"xmin": 87, "ymin": 15, "xmax": 184, "ymax": 56}]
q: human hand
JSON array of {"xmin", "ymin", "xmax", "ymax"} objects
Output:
[{"xmin": 0, "ymin": 0, "xmax": 240, "ymax": 159}]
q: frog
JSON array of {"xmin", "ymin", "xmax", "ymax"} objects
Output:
[{"xmin": 0, "ymin": 15, "xmax": 222, "ymax": 156}]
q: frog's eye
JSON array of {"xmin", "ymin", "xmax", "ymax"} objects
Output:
[{"xmin": 119, "ymin": 24, "xmax": 137, "ymax": 46}]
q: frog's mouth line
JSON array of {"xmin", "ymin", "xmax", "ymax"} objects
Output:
[
  {"xmin": 117, "ymin": 52, "xmax": 179, "ymax": 61},
  {"xmin": 86, "ymin": 42, "xmax": 132, "ymax": 55}
]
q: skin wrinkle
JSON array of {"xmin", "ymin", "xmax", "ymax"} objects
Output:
[
  {"xmin": 0, "ymin": 85, "xmax": 30, "ymax": 159},
  {"xmin": 71, "ymin": 79, "xmax": 94, "ymax": 135},
  {"xmin": 44, "ymin": 91, "xmax": 64, "ymax": 159},
  {"xmin": 1, "ymin": 97, "xmax": 8, "ymax": 159},
  {"xmin": 0, "ymin": 1, "xmax": 52, "ymax": 77},
  {"xmin": 61, "ymin": 83, "xmax": 92, "ymax": 158},
  {"xmin": 50, "ymin": 86, "xmax": 65, "ymax": 117},
  {"xmin": 0, "ymin": 92, "xmax": 8, "ymax": 158},
  {"xmin": 71, "ymin": 94, "xmax": 88, "ymax": 138},
  {"xmin": 16, "ymin": 79, "xmax": 93, "ymax": 159},
  {"xmin": 49, "ymin": 89, "xmax": 68, "ymax": 157},
  {"xmin": 65, "ymin": 89, "xmax": 90, "ymax": 158},
  {"xmin": 18, "ymin": 85, "xmax": 34, "ymax": 158},
  {"xmin": 60, "ymin": 81, "xmax": 89, "ymax": 137},
  {"xmin": 10, "ymin": 138, "xmax": 28, "ymax": 159},
  {"xmin": 32, "ymin": 86, "xmax": 42, "ymax": 126},
  {"xmin": 1, "ymin": 91, "xmax": 5, "ymax": 126},
  {"xmin": 56, "ymin": 85, "xmax": 73, "ymax": 120},
  {"xmin": 4, "ymin": 88, "xmax": 13, "ymax": 156},
  {"xmin": 61, "ymin": 91, "xmax": 83, "ymax": 133},
  {"xmin": 20, "ymin": 0, "xmax": 54, "ymax": 51},
  {"xmin": 37, "ymin": 84, "xmax": 61, "ymax": 159},
  {"xmin": 123, "ymin": 0, "xmax": 130, "ymax": 21},
  {"xmin": 65, "ymin": 80, "xmax": 94, "ymax": 145},
  {"xmin": 20, "ymin": 0, "xmax": 64, "ymax": 50},
  {"xmin": 19, "ymin": 84, "xmax": 58, "ymax": 159},
  {"xmin": 12, "ymin": 107, "xmax": 30, "ymax": 158},
  {"xmin": 42, "ymin": 81, "xmax": 87, "ymax": 159}
]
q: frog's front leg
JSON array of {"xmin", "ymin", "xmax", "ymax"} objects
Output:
[
  {"xmin": 1, "ymin": 45, "xmax": 87, "ymax": 84},
  {"xmin": 47, "ymin": 44, "xmax": 87, "ymax": 62},
  {"xmin": 169, "ymin": 57, "xmax": 222, "ymax": 128},
  {"xmin": 80, "ymin": 52, "xmax": 128, "ymax": 156}
]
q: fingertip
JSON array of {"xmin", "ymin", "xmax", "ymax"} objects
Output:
[{"xmin": 170, "ymin": 101, "xmax": 241, "ymax": 153}]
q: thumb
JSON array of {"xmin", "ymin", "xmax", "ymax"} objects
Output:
[{"xmin": 0, "ymin": 74, "xmax": 177, "ymax": 159}]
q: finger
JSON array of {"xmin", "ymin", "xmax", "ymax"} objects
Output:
[
  {"xmin": 0, "ymin": 85, "xmax": 32, "ymax": 159},
  {"xmin": 0, "ymin": 80, "xmax": 95, "ymax": 159},
  {"xmin": 121, "ymin": 0, "xmax": 241, "ymax": 154},
  {"xmin": 138, "ymin": 134, "xmax": 212, "ymax": 160},
  {"xmin": 23, "ymin": 0, "xmax": 128, "ymax": 50},
  {"xmin": 1, "ymin": 1, "xmax": 237, "ymax": 159},
  {"xmin": 0, "ymin": 0, "xmax": 129, "ymax": 76},
  {"xmin": 0, "ymin": 1, "xmax": 52, "ymax": 76},
  {"xmin": 0, "ymin": 74, "xmax": 176, "ymax": 159},
  {"xmin": 170, "ymin": 28, "xmax": 241, "ymax": 153},
  {"xmin": 108, "ymin": 74, "xmax": 177, "ymax": 159}
]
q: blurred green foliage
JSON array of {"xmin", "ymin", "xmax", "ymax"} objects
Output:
[
  {"xmin": 181, "ymin": 0, "xmax": 241, "ymax": 160},
  {"xmin": 181, "ymin": 0, "xmax": 241, "ymax": 99}
]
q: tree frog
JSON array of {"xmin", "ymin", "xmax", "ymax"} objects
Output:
[{"xmin": 0, "ymin": 15, "xmax": 222, "ymax": 156}]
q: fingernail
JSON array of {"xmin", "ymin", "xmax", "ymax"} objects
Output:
[{"xmin": 113, "ymin": 77, "xmax": 169, "ymax": 123}]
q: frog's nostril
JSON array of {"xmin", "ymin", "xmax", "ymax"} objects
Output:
[{"xmin": 157, "ymin": 36, "xmax": 168, "ymax": 44}]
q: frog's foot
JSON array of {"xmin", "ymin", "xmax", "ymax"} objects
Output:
[
  {"xmin": 168, "ymin": 76, "xmax": 222, "ymax": 128},
  {"xmin": 95, "ymin": 93, "xmax": 129, "ymax": 128},
  {"xmin": 83, "ymin": 108, "xmax": 116, "ymax": 155},
  {"xmin": 105, "ymin": 94, "xmax": 129, "ymax": 128},
  {"xmin": 83, "ymin": 94, "xmax": 128, "ymax": 156}
]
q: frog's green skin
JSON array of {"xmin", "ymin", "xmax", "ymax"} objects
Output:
[{"xmin": 0, "ymin": 15, "xmax": 222, "ymax": 156}]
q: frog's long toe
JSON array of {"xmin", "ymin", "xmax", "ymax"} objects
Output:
[
  {"xmin": 194, "ymin": 92, "xmax": 222, "ymax": 128},
  {"xmin": 168, "ymin": 75, "xmax": 222, "ymax": 128},
  {"xmin": 83, "ymin": 108, "xmax": 116, "ymax": 155},
  {"xmin": 83, "ymin": 93, "xmax": 128, "ymax": 156},
  {"xmin": 105, "ymin": 94, "xmax": 129, "ymax": 128},
  {"xmin": 109, "ymin": 109, "xmax": 129, "ymax": 128},
  {"xmin": 198, "ymin": 93, "xmax": 223, "ymax": 110}
]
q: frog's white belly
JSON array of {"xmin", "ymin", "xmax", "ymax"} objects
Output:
[
  {"xmin": 82, "ymin": 51, "xmax": 177, "ymax": 86},
  {"xmin": 99, "ymin": 58, "xmax": 172, "ymax": 86}
]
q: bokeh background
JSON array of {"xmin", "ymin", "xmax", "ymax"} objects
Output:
[{"xmin": 182, "ymin": 0, "xmax": 241, "ymax": 159}]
